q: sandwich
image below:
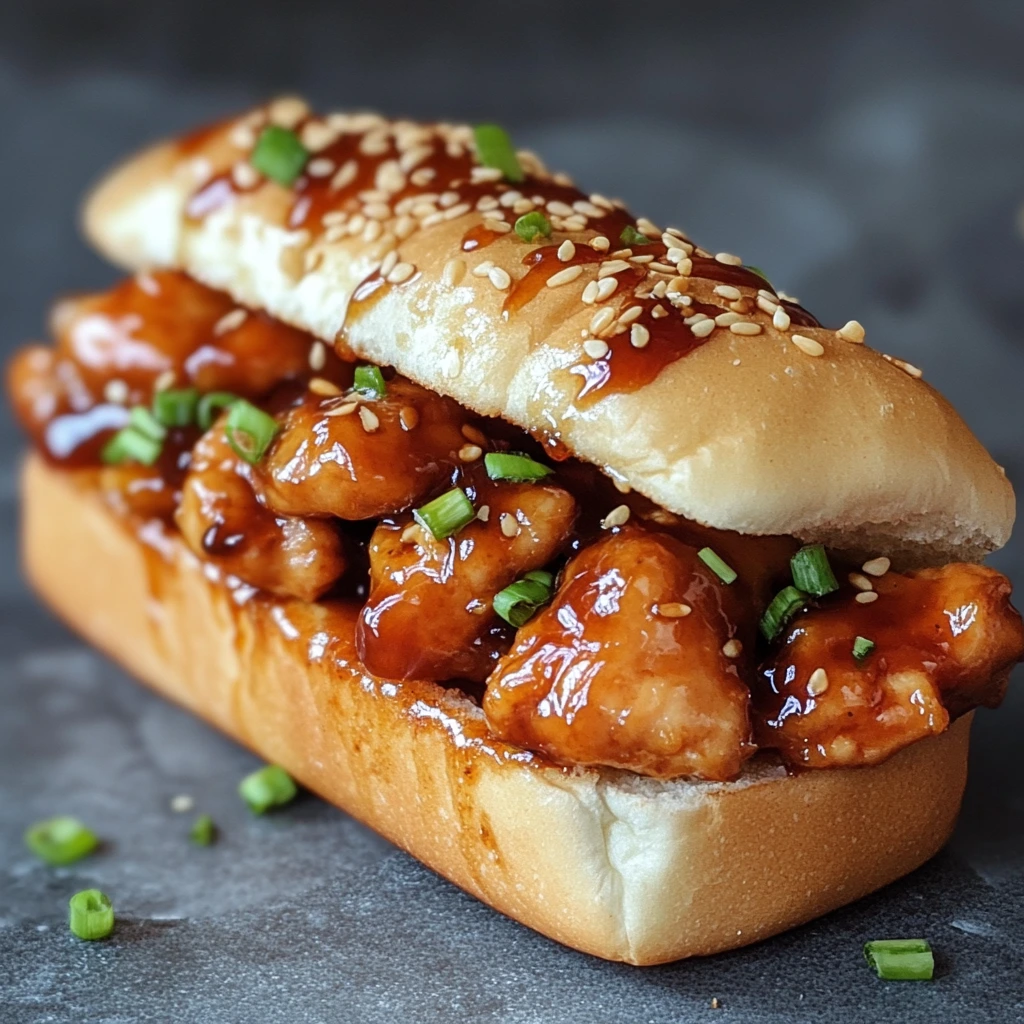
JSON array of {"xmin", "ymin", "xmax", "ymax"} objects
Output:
[{"xmin": 10, "ymin": 96, "xmax": 1023, "ymax": 965}]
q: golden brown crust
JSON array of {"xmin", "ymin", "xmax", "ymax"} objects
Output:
[
  {"xmin": 81, "ymin": 100, "xmax": 1014, "ymax": 563},
  {"xmin": 24, "ymin": 453, "xmax": 973, "ymax": 964}
]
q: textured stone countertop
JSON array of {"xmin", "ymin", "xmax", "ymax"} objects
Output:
[{"xmin": 2, "ymin": 1, "xmax": 1024, "ymax": 1020}]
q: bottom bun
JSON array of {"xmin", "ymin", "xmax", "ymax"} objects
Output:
[{"xmin": 22, "ymin": 453, "xmax": 972, "ymax": 965}]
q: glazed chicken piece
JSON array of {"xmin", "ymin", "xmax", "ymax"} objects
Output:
[
  {"xmin": 753, "ymin": 563, "xmax": 1024, "ymax": 768},
  {"xmin": 176, "ymin": 417, "xmax": 346, "ymax": 602},
  {"xmin": 483, "ymin": 527, "xmax": 756, "ymax": 781},
  {"xmin": 254, "ymin": 378, "xmax": 469, "ymax": 521},
  {"xmin": 357, "ymin": 468, "xmax": 577, "ymax": 683}
]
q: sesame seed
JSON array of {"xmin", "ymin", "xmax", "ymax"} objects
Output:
[
  {"xmin": 103, "ymin": 379, "xmax": 129, "ymax": 405},
  {"xmin": 387, "ymin": 262, "xmax": 416, "ymax": 284},
  {"xmin": 394, "ymin": 215, "xmax": 416, "ymax": 240},
  {"xmin": 363, "ymin": 202, "xmax": 392, "ymax": 221},
  {"xmin": 485, "ymin": 219, "xmax": 512, "ymax": 234},
  {"xmin": 443, "ymin": 202, "xmax": 472, "ymax": 221},
  {"xmin": 590, "ymin": 193, "xmax": 615, "ymax": 210},
  {"xmin": 773, "ymin": 306, "xmax": 791, "ymax": 331},
  {"xmin": 667, "ymin": 276, "xmax": 689, "ymax": 295},
  {"xmin": 650, "ymin": 305, "xmax": 668, "ymax": 319},
  {"xmin": 471, "ymin": 166, "xmax": 504, "ymax": 183},
  {"xmin": 848, "ymin": 572, "xmax": 874, "ymax": 592},
  {"xmin": 595, "ymin": 277, "xmax": 619, "ymax": 301},
  {"xmin": 722, "ymin": 639, "xmax": 743, "ymax": 658},
  {"xmin": 756, "ymin": 295, "xmax": 779, "ymax": 315},
  {"xmin": 214, "ymin": 308, "xmax": 248, "ymax": 336},
  {"xmin": 232, "ymin": 162, "xmax": 260, "ymax": 189},
  {"xmin": 653, "ymin": 600, "xmax": 692, "ymax": 620},
  {"xmin": 862, "ymin": 556, "xmax": 891, "ymax": 577},
  {"xmin": 611, "ymin": 248, "xmax": 633, "ymax": 259},
  {"xmin": 792, "ymin": 334, "xmax": 825, "ymax": 357},
  {"xmin": 400, "ymin": 522, "xmax": 422, "ymax": 545},
  {"xmin": 630, "ymin": 254, "xmax": 654, "ymax": 264},
  {"xmin": 651, "ymin": 280, "xmax": 668, "ymax": 299},
  {"xmin": 574, "ymin": 200, "xmax": 605, "ymax": 218},
  {"xmin": 557, "ymin": 239, "xmax": 576, "ymax": 262},
  {"xmin": 547, "ymin": 265, "xmax": 584, "ymax": 288},
  {"xmin": 855, "ymin": 591, "xmax": 880, "ymax": 605},
  {"xmin": 329, "ymin": 159, "xmax": 358, "ymax": 192},
  {"xmin": 410, "ymin": 167, "xmax": 435, "ymax": 187},
  {"xmin": 885, "ymin": 355, "xmax": 924, "ymax": 379},
  {"xmin": 590, "ymin": 236, "xmax": 611, "ymax": 252},
  {"xmin": 691, "ymin": 319, "xmax": 716, "ymax": 338},
  {"xmin": 512, "ymin": 198, "xmax": 535, "ymax": 215},
  {"xmin": 309, "ymin": 377, "xmax": 343, "ymax": 397},
  {"xmin": 589, "ymin": 308, "xmax": 616, "ymax": 334},
  {"xmin": 268, "ymin": 96, "xmax": 309, "ymax": 128},
  {"xmin": 598, "ymin": 260, "xmax": 632, "ymax": 278},
  {"xmin": 359, "ymin": 131, "xmax": 390, "ymax": 156},
  {"xmin": 547, "ymin": 200, "xmax": 575, "ymax": 217},
  {"xmin": 730, "ymin": 322, "xmax": 762, "ymax": 336},
  {"xmin": 476, "ymin": 504, "xmax": 491, "ymax": 523},
  {"xmin": 498, "ymin": 190, "xmax": 523, "ymax": 208},
  {"xmin": 563, "ymin": 215, "xmax": 588, "ymax": 232},
  {"xmin": 472, "ymin": 260, "xmax": 495, "ymax": 277},
  {"xmin": 715, "ymin": 311, "xmax": 742, "ymax": 327},
  {"xmin": 307, "ymin": 157, "xmax": 335, "ymax": 178},
  {"xmin": 229, "ymin": 123, "xmax": 256, "ymax": 149},
  {"xmin": 581, "ymin": 280, "xmax": 600, "ymax": 304},
  {"xmin": 630, "ymin": 323, "xmax": 650, "ymax": 348},
  {"xmin": 170, "ymin": 794, "xmax": 194, "ymax": 813},
  {"xmin": 684, "ymin": 313, "xmax": 708, "ymax": 326},
  {"xmin": 399, "ymin": 145, "xmax": 433, "ymax": 174},
  {"xmin": 462, "ymin": 424, "xmax": 487, "ymax": 446},
  {"xmin": 442, "ymin": 258, "xmax": 466, "ymax": 287},
  {"xmin": 715, "ymin": 252, "xmax": 743, "ymax": 266},
  {"xmin": 346, "ymin": 213, "xmax": 367, "ymax": 235},
  {"xmin": 807, "ymin": 668, "xmax": 829, "ymax": 697},
  {"xmin": 459, "ymin": 444, "xmax": 483, "ymax": 462},
  {"xmin": 153, "ymin": 370, "xmax": 176, "ymax": 392},
  {"xmin": 309, "ymin": 341, "xmax": 327, "ymax": 371},
  {"xmin": 488, "ymin": 266, "xmax": 512, "ymax": 291},
  {"xmin": 601, "ymin": 504, "xmax": 631, "ymax": 529},
  {"xmin": 358, "ymin": 406, "xmax": 380, "ymax": 432},
  {"xmin": 380, "ymin": 250, "xmax": 399, "ymax": 278},
  {"xmin": 648, "ymin": 261, "xmax": 677, "ymax": 274},
  {"xmin": 837, "ymin": 320, "xmax": 865, "ymax": 344},
  {"xmin": 637, "ymin": 217, "xmax": 660, "ymax": 236},
  {"xmin": 583, "ymin": 338, "xmax": 610, "ymax": 359},
  {"xmin": 499, "ymin": 513, "xmax": 519, "ymax": 538},
  {"xmin": 324, "ymin": 402, "xmax": 359, "ymax": 418},
  {"xmin": 665, "ymin": 247, "xmax": 689, "ymax": 264},
  {"xmin": 713, "ymin": 284, "xmax": 742, "ymax": 301},
  {"xmin": 618, "ymin": 305, "xmax": 643, "ymax": 324},
  {"xmin": 420, "ymin": 211, "xmax": 445, "ymax": 228}
]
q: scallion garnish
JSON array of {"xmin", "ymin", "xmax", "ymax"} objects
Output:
[
  {"xmin": 620, "ymin": 225, "xmax": 650, "ymax": 246},
  {"xmin": 239, "ymin": 765, "xmax": 297, "ymax": 814},
  {"xmin": 747, "ymin": 265, "xmax": 770, "ymax": 281},
  {"xmin": 472, "ymin": 124, "xmax": 524, "ymax": 183},
  {"xmin": 197, "ymin": 391, "xmax": 239, "ymax": 430},
  {"xmin": 864, "ymin": 939, "xmax": 934, "ymax": 981},
  {"xmin": 224, "ymin": 399, "xmax": 279, "ymax": 464},
  {"xmin": 250, "ymin": 125, "xmax": 309, "ymax": 186},
  {"xmin": 68, "ymin": 889, "xmax": 114, "ymax": 941},
  {"xmin": 514, "ymin": 211, "xmax": 551, "ymax": 243},
  {"xmin": 698, "ymin": 547, "xmax": 737, "ymax": 584},
  {"xmin": 790, "ymin": 544, "xmax": 839, "ymax": 596},
  {"xmin": 189, "ymin": 814, "xmax": 216, "ymax": 846},
  {"xmin": 483, "ymin": 452, "xmax": 553, "ymax": 483},
  {"xmin": 493, "ymin": 570, "xmax": 555, "ymax": 627},
  {"xmin": 760, "ymin": 585, "xmax": 809, "ymax": 641},
  {"xmin": 413, "ymin": 487, "xmax": 476, "ymax": 540},
  {"xmin": 24, "ymin": 817, "xmax": 98, "ymax": 866},
  {"xmin": 853, "ymin": 636, "xmax": 876, "ymax": 662},
  {"xmin": 353, "ymin": 364, "xmax": 387, "ymax": 398},
  {"xmin": 129, "ymin": 405, "xmax": 167, "ymax": 442},
  {"xmin": 100, "ymin": 426, "xmax": 162, "ymax": 466},
  {"xmin": 153, "ymin": 387, "xmax": 200, "ymax": 428}
]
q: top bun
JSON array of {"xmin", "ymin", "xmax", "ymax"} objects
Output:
[{"xmin": 82, "ymin": 97, "xmax": 1014, "ymax": 563}]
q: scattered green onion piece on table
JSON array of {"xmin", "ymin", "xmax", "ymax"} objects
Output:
[
  {"xmin": 24, "ymin": 816, "xmax": 98, "ymax": 866},
  {"xmin": 239, "ymin": 765, "xmax": 297, "ymax": 814},
  {"xmin": 853, "ymin": 636, "xmax": 876, "ymax": 662},
  {"xmin": 68, "ymin": 889, "xmax": 114, "ymax": 941},
  {"xmin": 250, "ymin": 125, "xmax": 309, "ymax": 186},
  {"xmin": 472, "ymin": 124, "xmax": 524, "ymax": 183},
  {"xmin": 224, "ymin": 400, "xmax": 279, "ymax": 464},
  {"xmin": 697, "ymin": 547, "xmax": 737, "ymax": 585},
  {"xmin": 100, "ymin": 426, "xmax": 162, "ymax": 466},
  {"xmin": 196, "ymin": 391, "xmax": 239, "ymax": 430},
  {"xmin": 760, "ymin": 585, "xmax": 809, "ymax": 642},
  {"xmin": 483, "ymin": 452, "xmax": 553, "ymax": 483},
  {"xmin": 413, "ymin": 487, "xmax": 476, "ymax": 540},
  {"xmin": 189, "ymin": 814, "xmax": 216, "ymax": 846},
  {"xmin": 790, "ymin": 544, "xmax": 839, "ymax": 596},
  {"xmin": 129, "ymin": 406, "xmax": 167, "ymax": 442},
  {"xmin": 153, "ymin": 387, "xmax": 200, "ymax": 428},
  {"xmin": 864, "ymin": 939, "xmax": 934, "ymax": 981},
  {"xmin": 493, "ymin": 570, "xmax": 555, "ymax": 627},
  {"xmin": 353, "ymin": 364, "xmax": 387, "ymax": 398},
  {"xmin": 620, "ymin": 225, "xmax": 650, "ymax": 246},
  {"xmin": 514, "ymin": 211, "xmax": 552, "ymax": 243}
]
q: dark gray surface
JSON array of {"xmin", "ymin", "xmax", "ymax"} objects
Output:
[{"xmin": 2, "ymin": 1, "xmax": 1024, "ymax": 1021}]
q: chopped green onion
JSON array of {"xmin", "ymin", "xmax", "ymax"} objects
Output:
[
  {"xmin": 760, "ymin": 585, "xmax": 809, "ymax": 641},
  {"xmin": 620, "ymin": 225, "xmax": 650, "ymax": 246},
  {"xmin": 24, "ymin": 817, "xmax": 98, "ymax": 866},
  {"xmin": 68, "ymin": 889, "xmax": 114, "ymax": 941},
  {"xmin": 239, "ymin": 765, "xmax": 297, "ymax": 814},
  {"xmin": 153, "ymin": 387, "xmax": 200, "ymax": 428},
  {"xmin": 853, "ymin": 636, "xmax": 876, "ymax": 662},
  {"xmin": 698, "ymin": 547, "xmax": 737, "ymax": 585},
  {"xmin": 250, "ymin": 125, "xmax": 309, "ymax": 186},
  {"xmin": 353, "ymin": 364, "xmax": 387, "ymax": 398},
  {"xmin": 413, "ymin": 487, "xmax": 476, "ymax": 540},
  {"xmin": 189, "ymin": 814, "xmax": 216, "ymax": 846},
  {"xmin": 864, "ymin": 939, "xmax": 934, "ymax": 981},
  {"xmin": 747, "ymin": 265, "xmax": 770, "ymax": 281},
  {"xmin": 514, "ymin": 211, "xmax": 552, "ymax": 243},
  {"xmin": 472, "ymin": 124, "xmax": 524, "ymax": 183},
  {"xmin": 197, "ymin": 391, "xmax": 239, "ymax": 430},
  {"xmin": 100, "ymin": 426, "xmax": 162, "ymax": 466},
  {"xmin": 129, "ymin": 405, "xmax": 167, "ymax": 442},
  {"xmin": 494, "ymin": 570, "xmax": 555, "ymax": 627},
  {"xmin": 224, "ymin": 400, "xmax": 279, "ymax": 464},
  {"xmin": 483, "ymin": 452, "xmax": 553, "ymax": 483},
  {"xmin": 790, "ymin": 544, "xmax": 839, "ymax": 596}
]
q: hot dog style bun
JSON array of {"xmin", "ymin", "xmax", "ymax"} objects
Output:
[{"xmin": 83, "ymin": 97, "xmax": 1013, "ymax": 565}]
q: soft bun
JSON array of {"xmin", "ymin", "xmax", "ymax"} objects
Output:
[
  {"xmin": 83, "ymin": 99, "xmax": 1014, "ymax": 561},
  {"xmin": 23, "ymin": 453, "xmax": 973, "ymax": 964}
]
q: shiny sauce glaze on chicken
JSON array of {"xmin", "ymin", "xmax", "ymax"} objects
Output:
[{"xmin": 8, "ymin": 270, "xmax": 1024, "ymax": 780}]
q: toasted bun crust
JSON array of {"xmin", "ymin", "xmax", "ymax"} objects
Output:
[
  {"xmin": 23, "ymin": 453, "xmax": 972, "ymax": 964},
  {"xmin": 81, "ymin": 101, "xmax": 1013, "ymax": 562}
]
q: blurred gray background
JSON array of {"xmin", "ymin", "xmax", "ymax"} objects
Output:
[{"xmin": 2, "ymin": 1, "xmax": 1023, "ymax": 1021}]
